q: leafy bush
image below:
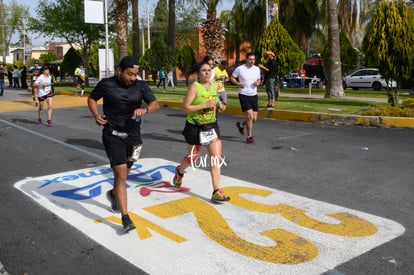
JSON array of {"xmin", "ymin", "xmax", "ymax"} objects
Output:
[
  {"xmin": 360, "ymin": 106, "xmax": 413, "ymax": 117},
  {"xmin": 402, "ymin": 98, "xmax": 414, "ymax": 108}
]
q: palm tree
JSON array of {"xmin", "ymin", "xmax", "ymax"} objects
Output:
[
  {"xmin": 131, "ymin": 0, "xmax": 140, "ymax": 60},
  {"xmin": 220, "ymin": 1, "xmax": 245, "ymax": 64},
  {"xmin": 337, "ymin": 0, "xmax": 374, "ymax": 47},
  {"xmin": 326, "ymin": 0, "xmax": 344, "ymax": 97},
  {"xmin": 168, "ymin": 0, "xmax": 176, "ymax": 47},
  {"xmin": 200, "ymin": 0, "xmax": 224, "ymax": 61},
  {"xmin": 114, "ymin": 0, "xmax": 129, "ymax": 59}
]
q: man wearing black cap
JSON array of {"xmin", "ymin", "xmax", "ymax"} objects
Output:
[{"xmin": 88, "ymin": 56, "xmax": 160, "ymax": 233}]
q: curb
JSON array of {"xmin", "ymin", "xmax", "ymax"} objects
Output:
[
  {"xmin": 158, "ymin": 101, "xmax": 414, "ymax": 129},
  {"xmin": 1, "ymin": 92, "xmax": 413, "ymax": 129}
]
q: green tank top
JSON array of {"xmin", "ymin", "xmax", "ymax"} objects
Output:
[{"xmin": 186, "ymin": 81, "xmax": 219, "ymax": 125}]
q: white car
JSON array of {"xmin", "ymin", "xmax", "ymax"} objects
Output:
[{"xmin": 343, "ymin": 68, "xmax": 397, "ymax": 91}]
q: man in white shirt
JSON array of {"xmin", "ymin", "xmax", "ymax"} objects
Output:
[{"xmin": 229, "ymin": 52, "xmax": 261, "ymax": 144}]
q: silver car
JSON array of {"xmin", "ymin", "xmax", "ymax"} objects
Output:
[{"xmin": 343, "ymin": 68, "xmax": 397, "ymax": 91}]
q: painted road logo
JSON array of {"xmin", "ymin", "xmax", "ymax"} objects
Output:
[{"xmin": 14, "ymin": 158, "xmax": 404, "ymax": 274}]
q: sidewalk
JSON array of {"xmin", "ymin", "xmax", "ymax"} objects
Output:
[{"xmin": 1, "ymin": 87, "xmax": 413, "ymax": 128}]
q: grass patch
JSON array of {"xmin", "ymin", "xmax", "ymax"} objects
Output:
[{"xmin": 54, "ymin": 84, "xmax": 413, "ymax": 117}]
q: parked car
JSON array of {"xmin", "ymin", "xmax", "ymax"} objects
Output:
[{"xmin": 343, "ymin": 68, "xmax": 397, "ymax": 91}]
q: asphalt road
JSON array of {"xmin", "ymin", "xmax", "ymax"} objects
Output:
[{"xmin": 0, "ymin": 92, "xmax": 413, "ymax": 274}]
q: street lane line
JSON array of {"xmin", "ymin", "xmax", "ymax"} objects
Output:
[{"xmin": 0, "ymin": 118, "xmax": 107, "ymax": 162}]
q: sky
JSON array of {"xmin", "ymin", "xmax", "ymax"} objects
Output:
[{"xmin": 14, "ymin": 0, "xmax": 235, "ymax": 46}]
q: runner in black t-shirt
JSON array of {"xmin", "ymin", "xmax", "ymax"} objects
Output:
[{"xmin": 88, "ymin": 56, "xmax": 160, "ymax": 234}]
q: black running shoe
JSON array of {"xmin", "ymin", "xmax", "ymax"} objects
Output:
[
  {"xmin": 236, "ymin": 122, "xmax": 244, "ymax": 135},
  {"xmin": 106, "ymin": 190, "xmax": 120, "ymax": 213},
  {"xmin": 122, "ymin": 215, "xmax": 136, "ymax": 233}
]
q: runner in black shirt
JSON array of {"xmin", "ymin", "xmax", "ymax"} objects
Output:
[{"xmin": 88, "ymin": 56, "xmax": 160, "ymax": 233}]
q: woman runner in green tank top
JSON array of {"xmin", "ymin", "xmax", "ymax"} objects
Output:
[{"xmin": 173, "ymin": 61, "xmax": 230, "ymax": 203}]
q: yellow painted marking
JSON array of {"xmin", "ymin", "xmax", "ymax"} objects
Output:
[
  {"xmin": 144, "ymin": 196, "xmax": 319, "ymax": 264},
  {"xmin": 95, "ymin": 212, "xmax": 186, "ymax": 243},
  {"xmin": 222, "ymin": 186, "xmax": 378, "ymax": 237}
]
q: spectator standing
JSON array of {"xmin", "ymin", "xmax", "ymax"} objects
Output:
[
  {"xmin": 298, "ymin": 66, "xmax": 306, "ymax": 88},
  {"xmin": 166, "ymin": 68, "xmax": 175, "ymax": 89},
  {"xmin": 258, "ymin": 50, "xmax": 278, "ymax": 110},
  {"xmin": 172, "ymin": 61, "xmax": 230, "ymax": 203},
  {"xmin": 12, "ymin": 65, "xmax": 21, "ymax": 88},
  {"xmin": 156, "ymin": 67, "xmax": 166, "ymax": 90},
  {"xmin": 7, "ymin": 67, "xmax": 13, "ymax": 88},
  {"xmin": 0, "ymin": 64, "xmax": 5, "ymax": 96},
  {"xmin": 87, "ymin": 56, "xmax": 160, "ymax": 233},
  {"xmin": 33, "ymin": 66, "xmax": 54, "ymax": 126},
  {"xmin": 213, "ymin": 60, "xmax": 229, "ymax": 105},
  {"xmin": 230, "ymin": 52, "xmax": 261, "ymax": 144},
  {"xmin": 74, "ymin": 63, "xmax": 86, "ymax": 97},
  {"xmin": 21, "ymin": 66, "xmax": 28, "ymax": 89}
]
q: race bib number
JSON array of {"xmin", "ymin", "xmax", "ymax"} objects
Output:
[
  {"xmin": 199, "ymin": 128, "xmax": 218, "ymax": 145},
  {"xmin": 45, "ymin": 86, "xmax": 51, "ymax": 93}
]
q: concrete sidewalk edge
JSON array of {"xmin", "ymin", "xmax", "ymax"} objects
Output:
[
  {"xmin": 158, "ymin": 101, "xmax": 414, "ymax": 129},
  {"xmin": 1, "ymin": 92, "xmax": 413, "ymax": 129}
]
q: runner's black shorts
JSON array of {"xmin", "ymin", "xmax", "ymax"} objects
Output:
[
  {"xmin": 102, "ymin": 129, "xmax": 142, "ymax": 168},
  {"xmin": 182, "ymin": 121, "xmax": 221, "ymax": 145},
  {"xmin": 238, "ymin": 94, "xmax": 259, "ymax": 112},
  {"xmin": 77, "ymin": 77, "xmax": 85, "ymax": 85}
]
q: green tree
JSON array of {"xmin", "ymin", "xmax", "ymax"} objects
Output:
[
  {"xmin": 278, "ymin": 0, "xmax": 320, "ymax": 55},
  {"xmin": 176, "ymin": 3, "xmax": 203, "ymax": 49},
  {"xmin": 221, "ymin": 1, "xmax": 246, "ymax": 65},
  {"xmin": 0, "ymin": 0, "xmax": 29, "ymax": 62},
  {"xmin": 140, "ymin": 44, "xmax": 176, "ymax": 75},
  {"xmin": 27, "ymin": 0, "xmax": 106, "ymax": 75},
  {"xmin": 40, "ymin": 53, "xmax": 59, "ymax": 64},
  {"xmin": 254, "ymin": 18, "xmax": 305, "ymax": 77},
  {"xmin": 176, "ymin": 44, "xmax": 197, "ymax": 85},
  {"xmin": 362, "ymin": 0, "xmax": 414, "ymax": 106},
  {"xmin": 153, "ymin": 0, "xmax": 169, "ymax": 46}
]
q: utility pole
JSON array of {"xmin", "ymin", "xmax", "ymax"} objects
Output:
[{"xmin": 0, "ymin": 0, "xmax": 5, "ymax": 63}]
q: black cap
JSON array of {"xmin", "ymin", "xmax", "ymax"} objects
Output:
[
  {"xmin": 34, "ymin": 59, "xmax": 39, "ymax": 64},
  {"xmin": 40, "ymin": 65, "xmax": 49, "ymax": 72},
  {"xmin": 118, "ymin": 56, "xmax": 139, "ymax": 69}
]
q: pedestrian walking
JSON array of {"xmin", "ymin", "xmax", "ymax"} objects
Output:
[
  {"xmin": 87, "ymin": 56, "xmax": 160, "ymax": 233},
  {"xmin": 166, "ymin": 68, "xmax": 175, "ymax": 89},
  {"xmin": 230, "ymin": 52, "xmax": 261, "ymax": 144},
  {"xmin": 12, "ymin": 65, "xmax": 21, "ymax": 88},
  {"xmin": 172, "ymin": 61, "xmax": 230, "ymax": 203},
  {"xmin": 33, "ymin": 66, "xmax": 54, "ymax": 126},
  {"xmin": 156, "ymin": 67, "xmax": 166, "ymax": 90}
]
